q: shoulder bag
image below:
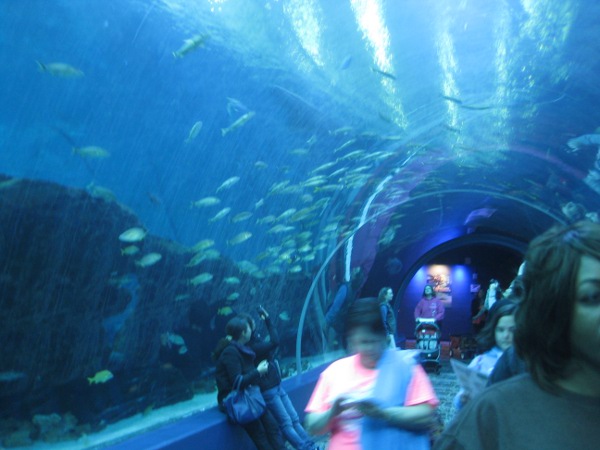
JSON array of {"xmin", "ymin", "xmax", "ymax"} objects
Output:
[{"xmin": 223, "ymin": 375, "xmax": 266, "ymax": 425}]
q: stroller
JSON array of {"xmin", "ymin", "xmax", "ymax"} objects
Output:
[{"xmin": 415, "ymin": 319, "xmax": 442, "ymax": 374}]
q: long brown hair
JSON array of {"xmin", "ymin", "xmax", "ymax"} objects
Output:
[{"xmin": 515, "ymin": 221, "xmax": 600, "ymax": 391}]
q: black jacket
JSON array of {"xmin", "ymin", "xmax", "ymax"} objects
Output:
[
  {"xmin": 214, "ymin": 341, "xmax": 261, "ymax": 407},
  {"xmin": 247, "ymin": 317, "xmax": 281, "ymax": 391}
]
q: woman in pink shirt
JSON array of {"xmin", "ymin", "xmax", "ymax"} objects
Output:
[
  {"xmin": 414, "ymin": 285, "xmax": 445, "ymax": 323},
  {"xmin": 305, "ymin": 299, "xmax": 439, "ymax": 449}
]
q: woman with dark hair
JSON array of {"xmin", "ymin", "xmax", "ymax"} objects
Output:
[
  {"xmin": 452, "ymin": 301, "xmax": 516, "ymax": 410},
  {"xmin": 241, "ymin": 308, "xmax": 318, "ymax": 450},
  {"xmin": 213, "ymin": 315, "xmax": 285, "ymax": 450},
  {"xmin": 434, "ymin": 221, "xmax": 600, "ymax": 449},
  {"xmin": 378, "ymin": 287, "xmax": 397, "ymax": 349},
  {"xmin": 414, "ymin": 284, "xmax": 445, "ymax": 323},
  {"xmin": 305, "ymin": 298, "xmax": 438, "ymax": 449}
]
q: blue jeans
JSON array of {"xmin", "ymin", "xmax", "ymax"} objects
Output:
[{"xmin": 262, "ymin": 384, "xmax": 315, "ymax": 450}]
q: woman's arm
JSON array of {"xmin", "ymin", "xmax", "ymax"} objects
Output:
[
  {"xmin": 357, "ymin": 402, "xmax": 435, "ymax": 430},
  {"xmin": 304, "ymin": 397, "xmax": 347, "ymax": 435}
]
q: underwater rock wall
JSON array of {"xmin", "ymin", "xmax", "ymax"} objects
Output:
[{"xmin": 0, "ymin": 174, "xmax": 319, "ymax": 445}]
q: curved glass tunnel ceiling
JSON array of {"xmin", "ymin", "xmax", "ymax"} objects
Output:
[{"xmin": 2, "ymin": 0, "xmax": 600, "ymax": 447}]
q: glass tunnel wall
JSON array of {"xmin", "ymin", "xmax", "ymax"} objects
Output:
[{"xmin": 1, "ymin": 0, "xmax": 600, "ymax": 447}]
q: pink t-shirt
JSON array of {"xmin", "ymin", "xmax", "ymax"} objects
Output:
[{"xmin": 305, "ymin": 354, "xmax": 438, "ymax": 450}]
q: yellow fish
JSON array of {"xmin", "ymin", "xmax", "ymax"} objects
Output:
[{"xmin": 88, "ymin": 370, "xmax": 113, "ymax": 385}]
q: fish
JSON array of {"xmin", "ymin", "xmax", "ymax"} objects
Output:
[
  {"xmin": 190, "ymin": 273, "xmax": 213, "ymax": 285},
  {"xmin": 186, "ymin": 253, "xmax": 207, "ymax": 267},
  {"xmin": 231, "ymin": 211, "xmax": 253, "ymax": 222},
  {"xmin": 278, "ymin": 311, "xmax": 291, "ymax": 321},
  {"xmin": 135, "ymin": 252, "xmax": 162, "ymax": 267},
  {"xmin": 184, "ymin": 121, "xmax": 203, "ymax": 144},
  {"xmin": 441, "ymin": 95, "xmax": 463, "ymax": 105},
  {"xmin": 371, "ymin": 67, "xmax": 396, "ymax": 80},
  {"xmin": 289, "ymin": 265, "xmax": 303, "ymax": 273},
  {"xmin": 120, "ymin": 245, "xmax": 140, "ymax": 256},
  {"xmin": 339, "ymin": 55, "xmax": 353, "ymax": 70},
  {"xmin": 173, "ymin": 34, "xmax": 208, "ymax": 58},
  {"xmin": 175, "ymin": 294, "xmax": 190, "ymax": 302},
  {"xmin": 268, "ymin": 224, "xmax": 292, "ymax": 234},
  {"xmin": 311, "ymin": 161, "xmax": 338, "ymax": 173},
  {"xmin": 221, "ymin": 111, "xmax": 256, "ymax": 136},
  {"xmin": 254, "ymin": 161, "xmax": 268, "ymax": 169},
  {"xmin": 0, "ymin": 178, "xmax": 21, "ymax": 190},
  {"xmin": 73, "ymin": 146, "xmax": 110, "ymax": 158},
  {"xmin": 191, "ymin": 239, "xmax": 215, "ymax": 251},
  {"xmin": 290, "ymin": 148, "xmax": 309, "ymax": 156},
  {"xmin": 226, "ymin": 292, "xmax": 240, "ymax": 301},
  {"xmin": 88, "ymin": 370, "xmax": 114, "ymax": 385},
  {"xmin": 36, "ymin": 61, "xmax": 84, "ymax": 77},
  {"xmin": 237, "ymin": 260, "xmax": 259, "ymax": 273},
  {"xmin": 216, "ymin": 176, "xmax": 240, "ymax": 192},
  {"xmin": 223, "ymin": 277, "xmax": 240, "ymax": 284},
  {"xmin": 161, "ymin": 332, "xmax": 185, "ymax": 347},
  {"xmin": 228, "ymin": 232, "xmax": 252, "ymax": 246},
  {"xmin": 277, "ymin": 208, "xmax": 297, "ymax": 221},
  {"xmin": 0, "ymin": 371, "xmax": 26, "ymax": 382},
  {"xmin": 86, "ymin": 182, "xmax": 116, "ymax": 201},
  {"xmin": 119, "ymin": 227, "xmax": 147, "ymax": 243},
  {"xmin": 204, "ymin": 249, "xmax": 221, "ymax": 259},
  {"xmin": 218, "ymin": 306, "xmax": 234, "ymax": 316},
  {"xmin": 255, "ymin": 198, "xmax": 265, "ymax": 209},
  {"xmin": 226, "ymin": 97, "xmax": 249, "ymax": 117},
  {"xmin": 191, "ymin": 197, "xmax": 221, "ymax": 208},
  {"xmin": 257, "ymin": 215, "xmax": 277, "ymax": 224},
  {"xmin": 209, "ymin": 207, "xmax": 232, "ymax": 222},
  {"xmin": 333, "ymin": 138, "xmax": 357, "ymax": 153}
]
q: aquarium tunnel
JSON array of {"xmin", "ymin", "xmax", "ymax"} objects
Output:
[{"xmin": 1, "ymin": 0, "xmax": 600, "ymax": 448}]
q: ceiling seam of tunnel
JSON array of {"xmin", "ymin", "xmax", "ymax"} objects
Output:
[{"xmin": 344, "ymin": 174, "xmax": 393, "ymax": 281}]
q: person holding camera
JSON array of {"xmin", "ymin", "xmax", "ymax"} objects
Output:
[
  {"xmin": 213, "ymin": 315, "xmax": 285, "ymax": 449},
  {"xmin": 242, "ymin": 306, "xmax": 319, "ymax": 450}
]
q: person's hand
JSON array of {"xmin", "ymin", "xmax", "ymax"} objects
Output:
[
  {"xmin": 331, "ymin": 396, "xmax": 352, "ymax": 416},
  {"xmin": 352, "ymin": 399, "xmax": 379, "ymax": 416},
  {"xmin": 257, "ymin": 360, "xmax": 269, "ymax": 375}
]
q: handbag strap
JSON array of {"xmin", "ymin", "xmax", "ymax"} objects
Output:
[{"xmin": 232, "ymin": 374, "xmax": 243, "ymax": 391}]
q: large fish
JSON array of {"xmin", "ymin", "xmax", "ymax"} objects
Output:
[
  {"xmin": 173, "ymin": 34, "xmax": 208, "ymax": 58},
  {"xmin": 37, "ymin": 61, "xmax": 84, "ymax": 77}
]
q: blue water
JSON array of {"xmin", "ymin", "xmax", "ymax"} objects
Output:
[{"xmin": 2, "ymin": 0, "xmax": 600, "ymax": 447}]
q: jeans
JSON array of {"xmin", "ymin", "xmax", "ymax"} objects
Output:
[
  {"xmin": 242, "ymin": 408, "xmax": 286, "ymax": 450},
  {"xmin": 262, "ymin": 384, "xmax": 315, "ymax": 450}
]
